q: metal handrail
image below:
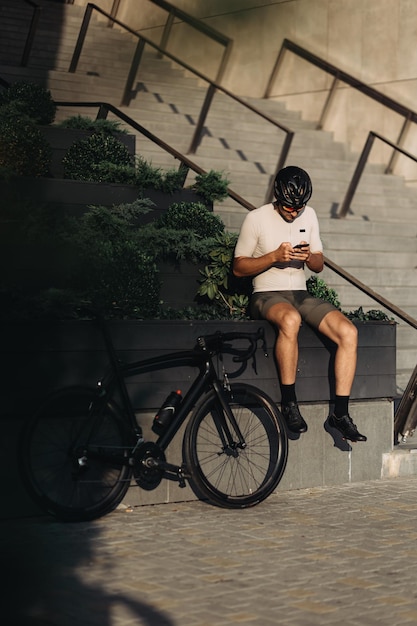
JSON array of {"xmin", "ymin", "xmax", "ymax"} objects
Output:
[
  {"xmin": 21, "ymin": 0, "xmax": 42, "ymax": 67},
  {"xmin": 145, "ymin": 0, "xmax": 233, "ymax": 85},
  {"xmin": 69, "ymin": 4, "xmax": 294, "ymax": 199},
  {"xmin": 107, "ymin": 0, "xmax": 232, "ymax": 83},
  {"xmin": 265, "ymin": 39, "xmax": 417, "ymax": 177},
  {"xmin": 338, "ymin": 132, "xmax": 417, "ymax": 218},
  {"xmin": 55, "ymin": 99, "xmax": 253, "ymax": 212},
  {"xmin": 323, "ymin": 256, "xmax": 417, "ymax": 330}
]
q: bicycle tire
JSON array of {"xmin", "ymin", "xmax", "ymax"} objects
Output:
[
  {"xmin": 183, "ymin": 383, "xmax": 288, "ymax": 508},
  {"xmin": 19, "ymin": 386, "xmax": 133, "ymax": 522}
]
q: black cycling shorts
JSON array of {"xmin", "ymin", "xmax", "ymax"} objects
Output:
[{"xmin": 250, "ymin": 290, "xmax": 337, "ymax": 329}]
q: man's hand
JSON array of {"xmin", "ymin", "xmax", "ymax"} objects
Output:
[{"xmin": 288, "ymin": 241, "xmax": 310, "ymax": 262}]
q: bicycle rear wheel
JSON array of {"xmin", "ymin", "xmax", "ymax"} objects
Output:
[
  {"xmin": 183, "ymin": 383, "xmax": 288, "ymax": 508},
  {"xmin": 19, "ymin": 386, "xmax": 133, "ymax": 521}
]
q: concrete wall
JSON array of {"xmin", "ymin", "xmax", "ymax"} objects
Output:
[
  {"xmin": 74, "ymin": 0, "xmax": 417, "ymax": 181},
  {"xmin": 6, "ymin": 399, "xmax": 393, "ymax": 516}
]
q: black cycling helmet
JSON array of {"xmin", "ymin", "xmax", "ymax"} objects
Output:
[{"xmin": 273, "ymin": 166, "xmax": 312, "ymax": 209}]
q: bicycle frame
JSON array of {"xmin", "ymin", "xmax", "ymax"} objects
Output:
[
  {"xmin": 93, "ymin": 316, "xmax": 248, "ymax": 466},
  {"xmin": 20, "ymin": 316, "xmax": 286, "ymax": 520}
]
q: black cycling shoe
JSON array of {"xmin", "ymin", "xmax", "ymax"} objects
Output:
[
  {"xmin": 281, "ymin": 401, "xmax": 308, "ymax": 434},
  {"xmin": 328, "ymin": 413, "xmax": 367, "ymax": 442}
]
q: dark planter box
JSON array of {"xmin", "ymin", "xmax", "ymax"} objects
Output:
[
  {"xmin": 0, "ymin": 177, "xmax": 205, "ymax": 219},
  {"xmin": 1, "ymin": 319, "xmax": 396, "ymax": 420},
  {"xmin": 158, "ymin": 261, "xmax": 203, "ymax": 309}
]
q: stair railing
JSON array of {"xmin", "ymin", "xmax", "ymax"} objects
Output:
[
  {"xmin": 21, "ymin": 0, "xmax": 42, "ymax": 67},
  {"xmin": 53, "ymin": 98, "xmax": 417, "ymax": 325},
  {"xmin": 54, "ymin": 99, "xmax": 252, "ymax": 212},
  {"xmin": 265, "ymin": 39, "xmax": 417, "ymax": 185},
  {"xmin": 338, "ymin": 132, "xmax": 417, "ymax": 218},
  {"xmin": 68, "ymin": 3, "xmax": 294, "ymax": 196},
  {"xmin": 107, "ymin": 0, "xmax": 232, "ymax": 83},
  {"xmin": 143, "ymin": 0, "xmax": 233, "ymax": 85}
]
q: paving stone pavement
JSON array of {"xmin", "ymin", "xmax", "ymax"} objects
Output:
[{"xmin": 3, "ymin": 476, "xmax": 417, "ymax": 626}]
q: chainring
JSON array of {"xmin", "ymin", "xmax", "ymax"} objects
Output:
[{"xmin": 132, "ymin": 441, "xmax": 166, "ymax": 491}]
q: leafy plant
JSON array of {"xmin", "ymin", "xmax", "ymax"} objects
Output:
[
  {"xmin": 306, "ymin": 275, "xmax": 341, "ymax": 309},
  {"xmin": 135, "ymin": 224, "xmax": 215, "ymax": 264},
  {"xmin": 344, "ymin": 306, "xmax": 391, "ymax": 322},
  {"xmin": 156, "ymin": 202, "xmax": 225, "ymax": 238},
  {"xmin": 67, "ymin": 202, "xmax": 160, "ymax": 318},
  {"xmin": 134, "ymin": 157, "xmax": 186, "ymax": 193},
  {"xmin": 0, "ymin": 105, "xmax": 51, "ymax": 176},
  {"xmin": 307, "ymin": 276, "xmax": 391, "ymax": 321},
  {"xmin": 62, "ymin": 134, "xmax": 134, "ymax": 181},
  {"xmin": 190, "ymin": 169, "xmax": 230, "ymax": 204},
  {"xmin": 197, "ymin": 231, "xmax": 250, "ymax": 319},
  {"xmin": 56, "ymin": 115, "xmax": 127, "ymax": 135},
  {"xmin": 0, "ymin": 81, "xmax": 56, "ymax": 125}
]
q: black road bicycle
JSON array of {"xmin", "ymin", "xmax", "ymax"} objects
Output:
[{"xmin": 19, "ymin": 315, "xmax": 288, "ymax": 522}]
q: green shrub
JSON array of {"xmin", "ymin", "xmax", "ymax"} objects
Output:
[
  {"xmin": 156, "ymin": 167, "xmax": 187, "ymax": 194},
  {"xmin": 87, "ymin": 162, "xmax": 137, "ymax": 185},
  {"xmin": 191, "ymin": 169, "xmax": 230, "ymax": 204},
  {"xmin": 156, "ymin": 202, "xmax": 225, "ymax": 239},
  {"xmin": 344, "ymin": 306, "xmax": 391, "ymax": 322},
  {"xmin": 197, "ymin": 231, "xmax": 250, "ymax": 319},
  {"xmin": 62, "ymin": 134, "xmax": 133, "ymax": 181},
  {"xmin": 134, "ymin": 157, "xmax": 185, "ymax": 193},
  {"xmin": 0, "ymin": 81, "xmax": 56, "ymax": 124},
  {"xmin": 306, "ymin": 275, "xmax": 341, "ymax": 308},
  {"xmin": 0, "ymin": 105, "xmax": 51, "ymax": 176},
  {"xmin": 56, "ymin": 115, "xmax": 127, "ymax": 135},
  {"xmin": 135, "ymin": 224, "xmax": 215, "ymax": 264},
  {"xmin": 68, "ymin": 203, "xmax": 160, "ymax": 318}
]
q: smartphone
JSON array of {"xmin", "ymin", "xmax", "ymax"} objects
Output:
[{"xmin": 293, "ymin": 243, "xmax": 309, "ymax": 250}]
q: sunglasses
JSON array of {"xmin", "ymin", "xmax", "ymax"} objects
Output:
[{"xmin": 280, "ymin": 204, "xmax": 305, "ymax": 213}]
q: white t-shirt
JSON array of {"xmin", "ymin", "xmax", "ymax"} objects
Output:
[{"xmin": 234, "ymin": 203, "xmax": 323, "ymax": 292}]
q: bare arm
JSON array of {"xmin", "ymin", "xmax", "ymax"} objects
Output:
[
  {"xmin": 305, "ymin": 251, "xmax": 324, "ymax": 273},
  {"xmin": 233, "ymin": 241, "xmax": 324, "ymax": 276}
]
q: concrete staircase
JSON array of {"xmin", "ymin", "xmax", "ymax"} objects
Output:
[{"xmin": 1, "ymin": 0, "xmax": 417, "ymax": 398}]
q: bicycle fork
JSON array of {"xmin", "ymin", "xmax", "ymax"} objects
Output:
[{"xmin": 211, "ymin": 378, "xmax": 247, "ymax": 457}]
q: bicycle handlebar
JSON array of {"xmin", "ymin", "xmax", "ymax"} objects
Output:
[{"xmin": 196, "ymin": 327, "xmax": 268, "ymax": 363}]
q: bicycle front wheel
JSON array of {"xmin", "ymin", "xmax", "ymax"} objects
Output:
[
  {"xmin": 183, "ymin": 383, "xmax": 288, "ymax": 508},
  {"xmin": 19, "ymin": 386, "xmax": 133, "ymax": 522}
]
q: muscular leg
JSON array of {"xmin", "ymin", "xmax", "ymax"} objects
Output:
[
  {"xmin": 265, "ymin": 302, "xmax": 307, "ymax": 433},
  {"xmin": 319, "ymin": 311, "xmax": 366, "ymax": 442},
  {"xmin": 265, "ymin": 302, "xmax": 302, "ymax": 384},
  {"xmin": 318, "ymin": 310, "xmax": 358, "ymax": 395}
]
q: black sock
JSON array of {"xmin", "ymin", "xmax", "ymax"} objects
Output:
[
  {"xmin": 281, "ymin": 383, "xmax": 297, "ymax": 406},
  {"xmin": 334, "ymin": 395, "xmax": 349, "ymax": 418}
]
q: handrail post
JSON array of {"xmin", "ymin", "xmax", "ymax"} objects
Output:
[
  {"xmin": 96, "ymin": 104, "xmax": 109, "ymax": 120},
  {"xmin": 21, "ymin": 4, "xmax": 41, "ymax": 67},
  {"xmin": 385, "ymin": 114, "xmax": 412, "ymax": 174},
  {"xmin": 264, "ymin": 131, "xmax": 294, "ymax": 203},
  {"xmin": 159, "ymin": 9, "xmax": 175, "ymax": 59},
  {"xmin": 338, "ymin": 133, "xmax": 375, "ymax": 218},
  {"xmin": 177, "ymin": 161, "xmax": 190, "ymax": 188},
  {"xmin": 317, "ymin": 74, "xmax": 339, "ymax": 130},
  {"xmin": 121, "ymin": 38, "xmax": 146, "ymax": 106},
  {"xmin": 69, "ymin": 4, "xmax": 93, "ymax": 73},
  {"xmin": 263, "ymin": 41, "xmax": 287, "ymax": 99},
  {"xmin": 187, "ymin": 83, "xmax": 217, "ymax": 154},
  {"xmin": 215, "ymin": 40, "xmax": 233, "ymax": 85},
  {"xmin": 108, "ymin": 0, "xmax": 121, "ymax": 27}
]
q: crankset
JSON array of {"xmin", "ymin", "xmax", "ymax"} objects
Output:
[
  {"xmin": 132, "ymin": 442, "xmax": 166, "ymax": 491},
  {"xmin": 132, "ymin": 441, "xmax": 191, "ymax": 490}
]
